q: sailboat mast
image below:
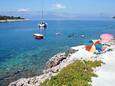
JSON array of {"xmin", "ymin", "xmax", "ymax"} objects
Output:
[
  {"xmin": 41, "ymin": 0, "xmax": 44, "ymax": 21},
  {"xmin": 41, "ymin": 5, "xmax": 43, "ymax": 21},
  {"xmin": 38, "ymin": 0, "xmax": 47, "ymax": 28}
]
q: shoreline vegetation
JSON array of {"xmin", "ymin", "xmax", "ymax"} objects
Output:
[
  {"xmin": 0, "ymin": 16, "xmax": 29, "ymax": 23},
  {"xmin": 8, "ymin": 38, "xmax": 115, "ymax": 86},
  {"xmin": 40, "ymin": 60, "xmax": 103, "ymax": 86}
]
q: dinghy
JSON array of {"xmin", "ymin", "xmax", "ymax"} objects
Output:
[{"xmin": 33, "ymin": 34, "xmax": 44, "ymax": 39}]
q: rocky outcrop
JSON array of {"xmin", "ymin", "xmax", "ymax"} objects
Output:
[
  {"xmin": 45, "ymin": 53, "xmax": 67, "ymax": 69},
  {"xmin": 9, "ymin": 72, "xmax": 58, "ymax": 86}
]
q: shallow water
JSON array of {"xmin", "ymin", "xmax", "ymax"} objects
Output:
[{"xmin": 0, "ymin": 20, "xmax": 115, "ymax": 86}]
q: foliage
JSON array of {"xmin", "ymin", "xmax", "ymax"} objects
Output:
[
  {"xmin": 40, "ymin": 60, "xmax": 103, "ymax": 86},
  {"xmin": 0, "ymin": 15, "xmax": 24, "ymax": 20}
]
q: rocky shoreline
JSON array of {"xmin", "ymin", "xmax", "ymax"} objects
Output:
[
  {"xmin": 8, "ymin": 39, "xmax": 115, "ymax": 86},
  {"xmin": 8, "ymin": 47, "xmax": 79, "ymax": 86}
]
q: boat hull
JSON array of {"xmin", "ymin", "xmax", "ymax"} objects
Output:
[{"xmin": 33, "ymin": 34, "xmax": 44, "ymax": 40}]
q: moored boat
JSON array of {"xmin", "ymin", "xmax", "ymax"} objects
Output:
[
  {"xmin": 33, "ymin": 33, "xmax": 44, "ymax": 39},
  {"xmin": 38, "ymin": 21, "xmax": 47, "ymax": 28}
]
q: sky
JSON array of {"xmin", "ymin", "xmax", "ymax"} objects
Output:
[{"xmin": 0, "ymin": 0, "xmax": 115, "ymax": 20}]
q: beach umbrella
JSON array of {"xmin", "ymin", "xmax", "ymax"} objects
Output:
[
  {"xmin": 100, "ymin": 33, "xmax": 113, "ymax": 42},
  {"xmin": 85, "ymin": 40, "xmax": 103, "ymax": 53}
]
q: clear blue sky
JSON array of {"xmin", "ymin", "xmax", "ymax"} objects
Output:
[{"xmin": 0, "ymin": 0, "xmax": 115, "ymax": 19}]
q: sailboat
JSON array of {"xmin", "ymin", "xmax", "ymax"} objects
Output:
[
  {"xmin": 38, "ymin": 1, "xmax": 47, "ymax": 29},
  {"xmin": 38, "ymin": 21, "xmax": 47, "ymax": 28}
]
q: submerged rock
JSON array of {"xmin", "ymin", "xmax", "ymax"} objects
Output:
[{"xmin": 0, "ymin": 68, "xmax": 25, "ymax": 81}]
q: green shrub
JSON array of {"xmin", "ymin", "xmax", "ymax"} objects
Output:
[{"xmin": 40, "ymin": 60, "xmax": 103, "ymax": 86}]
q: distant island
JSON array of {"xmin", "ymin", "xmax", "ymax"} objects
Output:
[
  {"xmin": 0, "ymin": 15, "xmax": 29, "ymax": 23},
  {"xmin": 112, "ymin": 16, "xmax": 115, "ymax": 19}
]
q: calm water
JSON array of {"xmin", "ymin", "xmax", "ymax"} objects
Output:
[{"xmin": 0, "ymin": 20, "xmax": 115, "ymax": 85}]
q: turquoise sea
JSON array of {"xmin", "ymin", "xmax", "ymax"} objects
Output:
[{"xmin": 0, "ymin": 20, "xmax": 115, "ymax": 86}]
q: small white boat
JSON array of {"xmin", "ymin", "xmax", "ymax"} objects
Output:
[
  {"xmin": 38, "ymin": 22, "xmax": 47, "ymax": 28},
  {"xmin": 33, "ymin": 33, "xmax": 44, "ymax": 39}
]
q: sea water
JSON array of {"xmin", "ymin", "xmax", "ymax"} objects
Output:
[{"xmin": 0, "ymin": 20, "xmax": 115, "ymax": 86}]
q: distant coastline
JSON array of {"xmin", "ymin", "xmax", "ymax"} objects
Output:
[
  {"xmin": 112, "ymin": 16, "xmax": 115, "ymax": 19},
  {"xmin": 0, "ymin": 19, "xmax": 30, "ymax": 23},
  {"xmin": 0, "ymin": 16, "xmax": 30, "ymax": 23}
]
